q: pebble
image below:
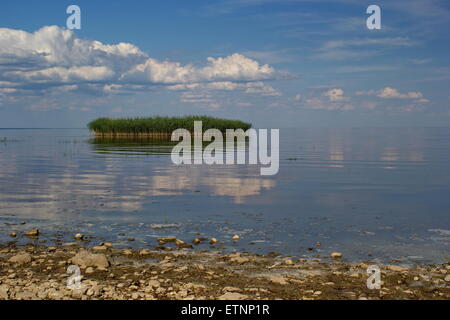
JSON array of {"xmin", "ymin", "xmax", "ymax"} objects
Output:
[
  {"xmin": 267, "ymin": 275, "xmax": 288, "ymax": 285},
  {"xmin": 74, "ymin": 233, "xmax": 84, "ymax": 240},
  {"xmin": 232, "ymin": 235, "xmax": 240, "ymax": 241},
  {"xmin": 92, "ymin": 245, "xmax": 108, "ymax": 252},
  {"xmin": 9, "ymin": 232, "xmax": 17, "ymax": 238},
  {"xmin": 139, "ymin": 249, "xmax": 151, "ymax": 256},
  {"xmin": 284, "ymin": 259, "xmax": 294, "ymax": 265},
  {"xmin": 175, "ymin": 239, "xmax": 193, "ymax": 249},
  {"xmin": 210, "ymin": 238, "xmax": 218, "ymax": 245},
  {"xmin": 25, "ymin": 229, "xmax": 39, "ymax": 237},
  {"xmin": 157, "ymin": 237, "xmax": 177, "ymax": 245},
  {"xmin": 330, "ymin": 252, "xmax": 342, "ymax": 259},
  {"xmin": 388, "ymin": 265, "xmax": 409, "ymax": 272}
]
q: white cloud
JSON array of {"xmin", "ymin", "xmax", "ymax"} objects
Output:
[
  {"xmin": 0, "ymin": 26, "xmax": 280, "ymax": 106},
  {"xmin": 7, "ymin": 66, "xmax": 115, "ymax": 83},
  {"xmin": 323, "ymin": 88, "xmax": 347, "ymax": 101},
  {"xmin": 121, "ymin": 53, "xmax": 276, "ymax": 84},
  {"xmin": 356, "ymin": 87, "xmax": 425, "ymax": 100},
  {"xmin": 377, "ymin": 87, "xmax": 423, "ymax": 99}
]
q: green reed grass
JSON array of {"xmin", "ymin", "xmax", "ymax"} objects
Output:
[{"xmin": 88, "ymin": 116, "xmax": 252, "ymax": 134}]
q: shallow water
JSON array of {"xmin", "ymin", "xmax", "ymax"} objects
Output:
[{"xmin": 0, "ymin": 127, "xmax": 449, "ymax": 264}]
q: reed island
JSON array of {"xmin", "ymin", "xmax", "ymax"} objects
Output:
[{"xmin": 88, "ymin": 116, "xmax": 252, "ymax": 138}]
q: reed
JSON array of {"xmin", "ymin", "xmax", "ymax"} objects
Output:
[{"xmin": 88, "ymin": 116, "xmax": 252, "ymax": 137}]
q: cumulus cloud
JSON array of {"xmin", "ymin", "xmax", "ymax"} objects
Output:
[
  {"xmin": 377, "ymin": 87, "xmax": 423, "ymax": 99},
  {"xmin": 323, "ymin": 88, "xmax": 348, "ymax": 101},
  {"xmin": 356, "ymin": 87, "xmax": 425, "ymax": 100},
  {"xmin": 301, "ymin": 88, "xmax": 353, "ymax": 111},
  {"xmin": 0, "ymin": 25, "xmax": 281, "ymax": 108},
  {"xmin": 120, "ymin": 53, "xmax": 275, "ymax": 84}
]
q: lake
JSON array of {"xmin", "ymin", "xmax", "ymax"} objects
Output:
[{"xmin": 0, "ymin": 127, "xmax": 449, "ymax": 264}]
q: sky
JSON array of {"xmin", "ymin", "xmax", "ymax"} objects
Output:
[{"xmin": 0, "ymin": 0, "xmax": 449, "ymax": 128}]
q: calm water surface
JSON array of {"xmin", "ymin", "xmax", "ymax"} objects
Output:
[{"xmin": 0, "ymin": 127, "xmax": 449, "ymax": 264}]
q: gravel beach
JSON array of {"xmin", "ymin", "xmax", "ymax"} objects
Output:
[{"xmin": 0, "ymin": 237, "xmax": 449, "ymax": 300}]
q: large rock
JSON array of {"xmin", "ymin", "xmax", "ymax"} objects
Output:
[
  {"xmin": 8, "ymin": 253, "xmax": 32, "ymax": 265},
  {"xmin": 71, "ymin": 249, "xmax": 109, "ymax": 269}
]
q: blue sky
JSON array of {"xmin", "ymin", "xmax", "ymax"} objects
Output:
[{"xmin": 0, "ymin": 0, "xmax": 449, "ymax": 128}]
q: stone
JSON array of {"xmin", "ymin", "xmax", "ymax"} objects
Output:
[
  {"xmin": 218, "ymin": 292, "xmax": 248, "ymax": 300},
  {"xmin": 71, "ymin": 249, "xmax": 109, "ymax": 269},
  {"xmin": 92, "ymin": 245, "xmax": 108, "ymax": 252},
  {"xmin": 123, "ymin": 249, "xmax": 133, "ymax": 255},
  {"xmin": 8, "ymin": 252, "xmax": 32, "ymax": 265},
  {"xmin": 232, "ymin": 235, "xmax": 240, "ymax": 241},
  {"xmin": 210, "ymin": 237, "xmax": 217, "ymax": 244},
  {"xmin": 63, "ymin": 243, "xmax": 78, "ymax": 247},
  {"xmin": 0, "ymin": 285, "xmax": 9, "ymax": 300},
  {"xmin": 284, "ymin": 259, "xmax": 294, "ymax": 265},
  {"xmin": 267, "ymin": 275, "xmax": 288, "ymax": 285},
  {"xmin": 444, "ymin": 275, "xmax": 450, "ymax": 282},
  {"xmin": 330, "ymin": 252, "xmax": 342, "ymax": 259},
  {"xmin": 229, "ymin": 256, "xmax": 250, "ymax": 264},
  {"xmin": 388, "ymin": 265, "xmax": 409, "ymax": 272},
  {"xmin": 9, "ymin": 232, "xmax": 17, "ymax": 238},
  {"xmin": 139, "ymin": 249, "xmax": 151, "ymax": 256},
  {"xmin": 85, "ymin": 267, "xmax": 94, "ymax": 274},
  {"xmin": 175, "ymin": 239, "xmax": 192, "ymax": 249},
  {"xmin": 25, "ymin": 229, "xmax": 39, "ymax": 237},
  {"xmin": 147, "ymin": 280, "xmax": 160, "ymax": 289},
  {"xmin": 74, "ymin": 233, "xmax": 84, "ymax": 240},
  {"xmin": 157, "ymin": 237, "xmax": 177, "ymax": 245},
  {"xmin": 174, "ymin": 266, "xmax": 188, "ymax": 273},
  {"xmin": 223, "ymin": 287, "xmax": 242, "ymax": 292}
]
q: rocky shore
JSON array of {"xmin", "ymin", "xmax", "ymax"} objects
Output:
[{"xmin": 0, "ymin": 235, "xmax": 449, "ymax": 300}]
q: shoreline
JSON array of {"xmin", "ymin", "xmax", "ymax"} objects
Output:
[{"xmin": 0, "ymin": 238, "xmax": 449, "ymax": 300}]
